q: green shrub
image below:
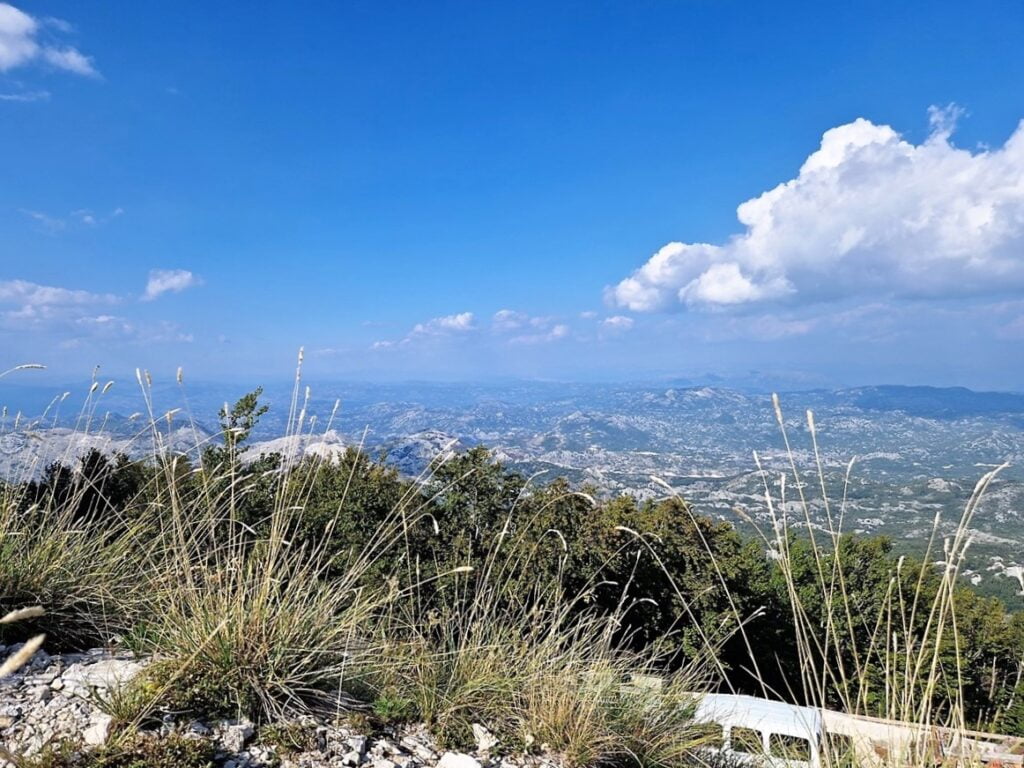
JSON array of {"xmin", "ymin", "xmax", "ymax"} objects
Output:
[
  {"xmin": 371, "ymin": 692, "xmax": 417, "ymax": 724},
  {"xmin": 258, "ymin": 720, "xmax": 318, "ymax": 756},
  {"xmin": 112, "ymin": 659, "xmax": 257, "ymax": 724},
  {"xmin": 17, "ymin": 733, "xmax": 216, "ymax": 768},
  {"xmin": 361, "ymin": 555, "xmax": 710, "ymax": 765}
]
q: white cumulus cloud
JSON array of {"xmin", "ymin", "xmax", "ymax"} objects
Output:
[
  {"xmin": 412, "ymin": 311, "xmax": 475, "ymax": 335},
  {"xmin": 609, "ymin": 107, "xmax": 1024, "ymax": 313},
  {"xmin": 492, "ymin": 309, "xmax": 528, "ymax": 332},
  {"xmin": 0, "ymin": 3, "xmax": 98, "ymax": 77},
  {"xmin": 0, "ymin": 278, "xmax": 196, "ymax": 348},
  {"xmin": 0, "ymin": 279, "xmax": 116, "ymax": 335},
  {"xmin": 372, "ymin": 312, "xmax": 476, "ymax": 349},
  {"xmin": 143, "ymin": 269, "xmax": 200, "ymax": 301}
]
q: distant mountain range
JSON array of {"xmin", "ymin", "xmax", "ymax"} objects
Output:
[{"xmin": 2, "ymin": 380, "xmax": 1023, "ymax": 603}]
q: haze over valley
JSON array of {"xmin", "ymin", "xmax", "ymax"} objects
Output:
[{"xmin": 4, "ymin": 379, "xmax": 1023, "ymax": 603}]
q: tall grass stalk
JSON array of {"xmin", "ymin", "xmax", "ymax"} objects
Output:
[{"xmin": 756, "ymin": 396, "xmax": 1014, "ymax": 763}]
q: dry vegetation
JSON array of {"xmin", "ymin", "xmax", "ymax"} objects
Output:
[{"xmin": 1, "ymin": 360, "xmax": 1021, "ymax": 767}]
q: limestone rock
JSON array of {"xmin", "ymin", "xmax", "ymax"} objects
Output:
[
  {"xmin": 438, "ymin": 752, "xmax": 483, "ymax": 768},
  {"xmin": 82, "ymin": 712, "xmax": 113, "ymax": 746},
  {"xmin": 349, "ymin": 734, "xmax": 369, "ymax": 758},
  {"xmin": 220, "ymin": 719, "xmax": 256, "ymax": 752},
  {"xmin": 400, "ymin": 735, "xmax": 437, "ymax": 762},
  {"xmin": 62, "ymin": 658, "xmax": 142, "ymax": 695},
  {"xmin": 342, "ymin": 749, "xmax": 365, "ymax": 766},
  {"xmin": 472, "ymin": 724, "xmax": 498, "ymax": 753}
]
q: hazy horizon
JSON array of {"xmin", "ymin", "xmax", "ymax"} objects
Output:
[{"xmin": 5, "ymin": 367, "xmax": 1024, "ymax": 394}]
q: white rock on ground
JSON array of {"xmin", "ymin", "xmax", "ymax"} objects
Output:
[
  {"xmin": 82, "ymin": 712, "xmax": 113, "ymax": 746},
  {"xmin": 0, "ymin": 644, "xmax": 142, "ymax": 760},
  {"xmin": 219, "ymin": 720, "xmax": 256, "ymax": 752},
  {"xmin": 472, "ymin": 723, "xmax": 499, "ymax": 753},
  {"xmin": 437, "ymin": 752, "xmax": 483, "ymax": 768},
  {"xmin": 62, "ymin": 658, "xmax": 143, "ymax": 693},
  {"xmin": 0, "ymin": 643, "xmax": 565, "ymax": 768}
]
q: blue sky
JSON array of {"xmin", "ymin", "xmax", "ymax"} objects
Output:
[{"xmin": 2, "ymin": 0, "xmax": 1023, "ymax": 389}]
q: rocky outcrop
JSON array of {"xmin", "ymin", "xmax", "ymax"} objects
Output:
[
  {"xmin": 0, "ymin": 644, "xmax": 142, "ymax": 759},
  {"xmin": 0, "ymin": 644, "xmax": 559, "ymax": 768}
]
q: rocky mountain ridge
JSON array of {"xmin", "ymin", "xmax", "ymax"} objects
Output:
[{"xmin": 2, "ymin": 382, "xmax": 1022, "ymax": 602}]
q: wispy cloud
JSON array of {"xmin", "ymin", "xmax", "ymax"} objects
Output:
[
  {"xmin": 370, "ymin": 309, "xmax": 576, "ymax": 349},
  {"xmin": 41, "ymin": 16, "xmax": 73, "ymax": 34},
  {"xmin": 0, "ymin": 278, "xmax": 117, "ymax": 335},
  {"xmin": 998, "ymin": 315, "xmax": 1024, "ymax": 340},
  {"xmin": 58, "ymin": 316, "xmax": 194, "ymax": 348},
  {"xmin": 0, "ymin": 89, "xmax": 48, "ymax": 102},
  {"xmin": 601, "ymin": 315, "xmax": 634, "ymax": 331},
  {"xmin": 491, "ymin": 309, "xmax": 558, "ymax": 332},
  {"xmin": 0, "ymin": 3, "xmax": 98, "ymax": 78},
  {"xmin": 372, "ymin": 311, "xmax": 476, "ymax": 349},
  {"xmin": 72, "ymin": 207, "xmax": 123, "ymax": 226},
  {"xmin": 142, "ymin": 269, "xmax": 200, "ymax": 301},
  {"xmin": 610, "ymin": 106, "xmax": 1024, "ymax": 314},
  {"xmin": 508, "ymin": 323, "xmax": 569, "ymax": 345},
  {"xmin": 0, "ymin": 278, "xmax": 116, "ymax": 308},
  {"xmin": 731, "ymin": 314, "xmax": 816, "ymax": 341},
  {"xmin": 39, "ymin": 46, "xmax": 95, "ymax": 76},
  {"xmin": 20, "ymin": 205, "xmax": 123, "ymax": 232},
  {"xmin": 491, "ymin": 309, "xmax": 570, "ymax": 345},
  {"xmin": 0, "ymin": 278, "xmax": 194, "ymax": 348},
  {"xmin": 492, "ymin": 308, "xmax": 529, "ymax": 332},
  {"xmin": 19, "ymin": 208, "xmax": 65, "ymax": 232}
]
